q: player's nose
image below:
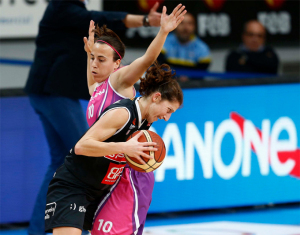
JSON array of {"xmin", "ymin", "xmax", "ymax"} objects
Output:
[{"xmin": 163, "ymin": 113, "xmax": 171, "ymax": 121}]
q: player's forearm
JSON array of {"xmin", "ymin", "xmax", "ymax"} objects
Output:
[
  {"xmin": 75, "ymin": 140, "xmax": 126, "ymax": 157},
  {"xmin": 123, "ymin": 14, "xmax": 144, "ymax": 28},
  {"xmin": 87, "ymin": 54, "xmax": 95, "ymax": 91},
  {"xmin": 141, "ymin": 28, "xmax": 168, "ymax": 65}
]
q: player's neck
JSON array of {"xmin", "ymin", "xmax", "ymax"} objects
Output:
[{"xmin": 137, "ymin": 97, "xmax": 149, "ymax": 120}]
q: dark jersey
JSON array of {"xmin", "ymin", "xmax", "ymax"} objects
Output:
[{"xmin": 64, "ymin": 97, "xmax": 151, "ymax": 191}]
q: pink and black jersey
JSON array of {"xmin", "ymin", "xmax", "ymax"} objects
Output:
[{"xmin": 86, "ymin": 76, "xmax": 136, "ymax": 127}]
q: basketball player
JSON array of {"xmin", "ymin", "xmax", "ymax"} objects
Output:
[
  {"xmin": 83, "ymin": 4, "xmax": 186, "ymax": 127},
  {"xmin": 81, "ymin": 4, "xmax": 186, "ymax": 235},
  {"xmin": 45, "ymin": 62, "xmax": 183, "ymax": 235}
]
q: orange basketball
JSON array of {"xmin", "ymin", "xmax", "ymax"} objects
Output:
[{"xmin": 124, "ymin": 130, "xmax": 166, "ymax": 172}]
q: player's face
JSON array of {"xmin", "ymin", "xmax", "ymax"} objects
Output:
[
  {"xmin": 148, "ymin": 98, "xmax": 180, "ymax": 123},
  {"xmin": 90, "ymin": 43, "xmax": 120, "ymax": 83}
]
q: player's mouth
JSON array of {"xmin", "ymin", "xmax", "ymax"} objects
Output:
[{"xmin": 92, "ymin": 71, "xmax": 98, "ymax": 75}]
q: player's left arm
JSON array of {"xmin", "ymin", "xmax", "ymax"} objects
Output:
[{"xmin": 111, "ymin": 4, "xmax": 186, "ymax": 90}]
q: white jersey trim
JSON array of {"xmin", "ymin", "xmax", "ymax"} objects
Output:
[
  {"xmin": 135, "ymin": 97, "xmax": 142, "ymax": 128},
  {"xmin": 99, "ymin": 107, "xmax": 131, "ymax": 136},
  {"xmin": 129, "ymin": 168, "xmax": 140, "ymax": 234}
]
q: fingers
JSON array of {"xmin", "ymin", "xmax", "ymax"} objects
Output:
[
  {"xmin": 142, "ymin": 147, "xmax": 158, "ymax": 152},
  {"xmin": 171, "ymin": 3, "xmax": 182, "ymax": 16},
  {"xmin": 135, "ymin": 156, "xmax": 147, "ymax": 165},
  {"xmin": 176, "ymin": 10, "xmax": 187, "ymax": 24},
  {"xmin": 174, "ymin": 5, "xmax": 185, "ymax": 18},
  {"xmin": 162, "ymin": 6, "xmax": 167, "ymax": 17},
  {"xmin": 83, "ymin": 37, "xmax": 88, "ymax": 44},
  {"xmin": 140, "ymin": 141, "xmax": 157, "ymax": 146},
  {"xmin": 150, "ymin": 2, "xmax": 159, "ymax": 12},
  {"xmin": 133, "ymin": 131, "xmax": 144, "ymax": 140}
]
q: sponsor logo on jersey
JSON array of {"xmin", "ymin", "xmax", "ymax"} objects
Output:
[
  {"xmin": 90, "ymin": 88, "xmax": 105, "ymax": 101},
  {"xmin": 104, "ymin": 153, "xmax": 126, "ymax": 163},
  {"xmin": 45, "ymin": 202, "xmax": 56, "ymax": 220},
  {"xmin": 79, "ymin": 206, "xmax": 86, "ymax": 213},
  {"xmin": 101, "ymin": 163, "xmax": 125, "ymax": 185},
  {"xmin": 129, "ymin": 124, "xmax": 136, "ymax": 130},
  {"xmin": 132, "ymin": 118, "xmax": 136, "ymax": 125},
  {"xmin": 70, "ymin": 203, "xmax": 76, "ymax": 210}
]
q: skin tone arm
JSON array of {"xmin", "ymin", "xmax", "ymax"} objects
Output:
[
  {"xmin": 112, "ymin": 4, "xmax": 186, "ymax": 90},
  {"xmin": 84, "ymin": 20, "xmax": 95, "ymax": 95},
  {"xmin": 74, "ymin": 108, "xmax": 157, "ymax": 163}
]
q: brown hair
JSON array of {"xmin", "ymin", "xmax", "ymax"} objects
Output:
[
  {"xmin": 93, "ymin": 25, "xmax": 125, "ymax": 61},
  {"xmin": 139, "ymin": 62, "xmax": 183, "ymax": 106}
]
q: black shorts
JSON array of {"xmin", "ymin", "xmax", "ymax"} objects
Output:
[{"xmin": 45, "ymin": 164, "xmax": 105, "ymax": 233}]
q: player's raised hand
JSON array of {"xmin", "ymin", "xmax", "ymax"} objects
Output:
[
  {"xmin": 124, "ymin": 131, "xmax": 157, "ymax": 164},
  {"xmin": 83, "ymin": 20, "xmax": 95, "ymax": 54},
  {"xmin": 160, "ymin": 4, "xmax": 186, "ymax": 33}
]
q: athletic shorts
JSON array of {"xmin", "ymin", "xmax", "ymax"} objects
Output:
[
  {"xmin": 91, "ymin": 166, "xmax": 155, "ymax": 235},
  {"xmin": 45, "ymin": 164, "xmax": 106, "ymax": 233}
]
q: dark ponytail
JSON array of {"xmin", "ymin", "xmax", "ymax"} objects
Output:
[
  {"xmin": 93, "ymin": 25, "xmax": 125, "ymax": 61},
  {"xmin": 139, "ymin": 61, "xmax": 183, "ymax": 106}
]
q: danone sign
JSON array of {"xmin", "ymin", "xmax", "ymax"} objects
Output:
[{"xmin": 149, "ymin": 83, "xmax": 300, "ymax": 212}]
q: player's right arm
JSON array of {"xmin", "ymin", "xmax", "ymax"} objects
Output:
[
  {"xmin": 74, "ymin": 108, "xmax": 156, "ymax": 162},
  {"xmin": 111, "ymin": 4, "xmax": 186, "ymax": 90}
]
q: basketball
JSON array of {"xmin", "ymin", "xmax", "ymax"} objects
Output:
[{"xmin": 124, "ymin": 130, "xmax": 166, "ymax": 172}]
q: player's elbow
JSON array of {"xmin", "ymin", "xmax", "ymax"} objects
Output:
[{"xmin": 74, "ymin": 143, "xmax": 83, "ymax": 155}]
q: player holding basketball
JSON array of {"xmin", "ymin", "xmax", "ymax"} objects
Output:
[
  {"xmin": 45, "ymin": 4, "xmax": 185, "ymax": 235},
  {"xmin": 45, "ymin": 63, "xmax": 183, "ymax": 235},
  {"xmin": 81, "ymin": 4, "xmax": 185, "ymax": 235}
]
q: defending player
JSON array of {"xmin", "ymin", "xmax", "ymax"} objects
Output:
[
  {"xmin": 84, "ymin": 4, "xmax": 186, "ymax": 126},
  {"xmin": 45, "ymin": 63, "xmax": 183, "ymax": 235}
]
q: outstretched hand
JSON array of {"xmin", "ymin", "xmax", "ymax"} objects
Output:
[
  {"xmin": 160, "ymin": 4, "xmax": 186, "ymax": 33},
  {"xmin": 148, "ymin": 2, "xmax": 162, "ymax": 27},
  {"xmin": 124, "ymin": 131, "xmax": 157, "ymax": 164},
  {"xmin": 83, "ymin": 20, "xmax": 95, "ymax": 54}
]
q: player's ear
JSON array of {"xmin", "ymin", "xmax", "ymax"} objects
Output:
[
  {"xmin": 114, "ymin": 59, "xmax": 121, "ymax": 70},
  {"xmin": 152, "ymin": 92, "xmax": 162, "ymax": 103}
]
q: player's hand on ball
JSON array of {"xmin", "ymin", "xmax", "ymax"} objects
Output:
[{"xmin": 124, "ymin": 131, "xmax": 157, "ymax": 164}]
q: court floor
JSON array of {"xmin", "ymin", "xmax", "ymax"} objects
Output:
[{"xmin": 1, "ymin": 205, "xmax": 299, "ymax": 235}]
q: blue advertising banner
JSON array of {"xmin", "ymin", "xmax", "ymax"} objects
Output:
[
  {"xmin": 148, "ymin": 83, "xmax": 300, "ymax": 213},
  {"xmin": 0, "ymin": 83, "xmax": 299, "ymax": 223}
]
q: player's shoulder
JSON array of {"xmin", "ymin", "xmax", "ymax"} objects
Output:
[{"xmin": 106, "ymin": 98, "xmax": 135, "ymax": 112}]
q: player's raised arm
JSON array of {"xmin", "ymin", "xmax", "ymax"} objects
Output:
[
  {"xmin": 112, "ymin": 4, "xmax": 186, "ymax": 88},
  {"xmin": 83, "ymin": 20, "xmax": 97, "ymax": 96}
]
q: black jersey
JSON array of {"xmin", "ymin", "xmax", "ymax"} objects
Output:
[{"xmin": 64, "ymin": 97, "xmax": 151, "ymax": 190}]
